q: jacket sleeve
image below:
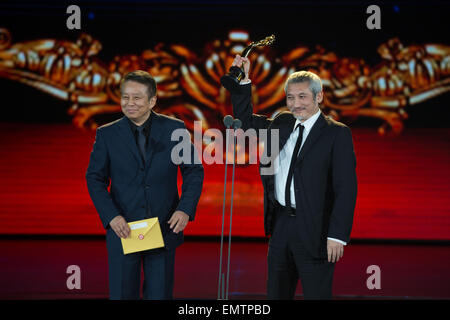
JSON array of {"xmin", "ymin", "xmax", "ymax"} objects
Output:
[
  {"xmin": 85, "ymin": 128, "xmax": 122, "ymax": 229},
  {"xmin": 327, "ymin": 126, "xmax": 358, "ymax": 243},
  {"xmin": 175, "ymin": 124, "xmax": 204, "ymax": 221},
  {"xmin": 231, "ymin": 83, "xmax": 272, "ymax": 131}
]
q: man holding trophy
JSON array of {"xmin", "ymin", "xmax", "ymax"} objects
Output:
[{"xmin": 222, "ymin": 38, "xmax": 357, "ymax": 299}]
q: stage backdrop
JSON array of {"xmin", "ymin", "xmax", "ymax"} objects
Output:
[{"xmin": 0, "ymin": 1, "xmax": 449, "ymax": 240}]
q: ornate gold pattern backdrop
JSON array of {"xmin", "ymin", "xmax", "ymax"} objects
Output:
[{"xmin": 0, "ymin": 28, "xmax": 449, "ymax": 135}]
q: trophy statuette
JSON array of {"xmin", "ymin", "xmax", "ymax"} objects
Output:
[{"xmin": 220, "ymin": 34, "xmax": 275, "ymax": 93}]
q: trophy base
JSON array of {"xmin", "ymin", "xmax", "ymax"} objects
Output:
[{"xmin": 221, "ymin": 66, "xmax": 246, "ymax": 94}]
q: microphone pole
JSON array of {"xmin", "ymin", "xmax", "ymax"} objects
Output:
[
  {"xmin": 218, "ymin": 115, "xmax": 234, "ymax": 300},
  {"xmin": 225, "ymin": 118, "xmax": 241, "ymax": 300}
]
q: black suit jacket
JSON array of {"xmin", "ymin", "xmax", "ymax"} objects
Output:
[
  {"xmin": 86, "ymin": 111, "xmax": 204, "ymax": 250},
  {"xmin": 232, "ymin": 84, "xmax": 357, "ymax": 258}
]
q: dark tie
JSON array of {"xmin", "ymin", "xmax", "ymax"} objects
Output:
[
  {"xmin": 285, "ymin": 124, "xmax": 304, "ymax": 209},
  {"xmin": 137, "ymin": 126, "xmax": 146, "ymax": 162}
]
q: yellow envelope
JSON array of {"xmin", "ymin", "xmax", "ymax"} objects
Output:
[{"xmin": 121, "ymin": 218, "xmax": 165, "ymax": 255}]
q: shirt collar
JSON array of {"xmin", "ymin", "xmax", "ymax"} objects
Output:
[
  {"xmin": 127, "ymin": 112, "xmax": 152, "ymax": 134},
  {"xmin": 294, "ymin": 109, "xmax": 321, "ymax": 133}
]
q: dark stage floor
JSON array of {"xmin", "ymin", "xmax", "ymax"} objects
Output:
[{"xmin": 0, "ymin": 238, "xmax": 449, "ymax": 300}]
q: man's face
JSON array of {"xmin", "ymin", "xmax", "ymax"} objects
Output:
[
  {"xmin": 285, "ymin": 82, "xmax": 323, "ymax": 121},
  {"xmin": 121, "ymin": 81, "xmax": 156, "ymax": 124}
]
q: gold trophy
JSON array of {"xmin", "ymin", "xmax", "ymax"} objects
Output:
[{"xmin": 221, "ymin": 34, "xmax": 275, "ymax": 93}]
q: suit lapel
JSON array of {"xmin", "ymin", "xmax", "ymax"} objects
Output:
[
  {"xmin": 296, "ymin": 112, "xmax": 327, "ymax": 164},
  {"xmin": 116, "ymin": 117, "xmax": 142, "ymax": 164}
]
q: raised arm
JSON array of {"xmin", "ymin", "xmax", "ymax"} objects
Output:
[{"xmin": 229, "ymin": 55, "xmax": 272, "ymax": 132}]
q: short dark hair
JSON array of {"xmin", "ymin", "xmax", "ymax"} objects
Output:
[{"xmin": 120, "ymin": 70, "xmax": 157, "ymax": 100}]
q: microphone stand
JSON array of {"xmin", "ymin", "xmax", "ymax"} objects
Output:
[
  {"xmin": 218, "ymin": 115, "xmax": 233, "ymax": 300},
  {"xmin": 218, "ymin": 116, "xmax": 241, "ymax": 300},
  {"xmin": 225, "ymin": 118, "xmax": 241, "ymax": 300}
]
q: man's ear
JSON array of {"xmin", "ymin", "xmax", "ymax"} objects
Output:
[
  {"xmin": 316, "ymin": 91, "xmax": 324, "ymax": 105},
  {"xmin": 150, "ymin": 95, "xmax": 157, "ymax": 108}
]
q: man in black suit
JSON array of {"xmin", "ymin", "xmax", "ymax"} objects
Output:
[
  {"xmin": 230, "ymin": 55, "xmax": 357, "ymax": 299},
  {"xmin": 86, "ymin": 70, "xmax": 203, "ymax": 299}
]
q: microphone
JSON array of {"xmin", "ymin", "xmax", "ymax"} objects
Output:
[
  {"xmin": 223, "ymin": 115, "xmax": 234, "ymax": 128},
  {"xmin": 232, "ymin": 119, "xmax": 242, "ymax": 130}
]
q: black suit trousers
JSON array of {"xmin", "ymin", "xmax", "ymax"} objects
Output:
[
  {"xmin": 106, "ymin": 228, "xmax": 176, "ymax": 300},
  {"xmin": 267, "ymin": 208, "xmax": 335, "ymax": 300}
]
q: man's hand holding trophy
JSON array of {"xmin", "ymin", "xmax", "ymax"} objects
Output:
[{"xmin": 220, "ymin": 34, "xmax": 275, "ymax": 93}]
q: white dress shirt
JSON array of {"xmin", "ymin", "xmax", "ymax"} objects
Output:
[{"xmin": 274, "ymin": 109, "xmax": 321, "ymax": 208}]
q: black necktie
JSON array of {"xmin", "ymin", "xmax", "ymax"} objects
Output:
[
  {"xmin": 285, "ymin": 124, "xmax": 304, "ymax": 208},
  {"xmin": 137, "ymin": 126, "xmax": 146, "ymax": 162}
]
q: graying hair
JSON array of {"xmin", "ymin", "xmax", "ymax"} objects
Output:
[{"xmin": 284, "ymin": 71, "xmax": 323, "ymax": 100}]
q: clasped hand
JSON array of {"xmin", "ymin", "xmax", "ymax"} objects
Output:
[
  {"xmin": 109, "ymin": 210, "xmax": 190, "ymax": 239},
  {"xmin": 232, "ymin": 54, "xmax": 250, "ymax": 82}
]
